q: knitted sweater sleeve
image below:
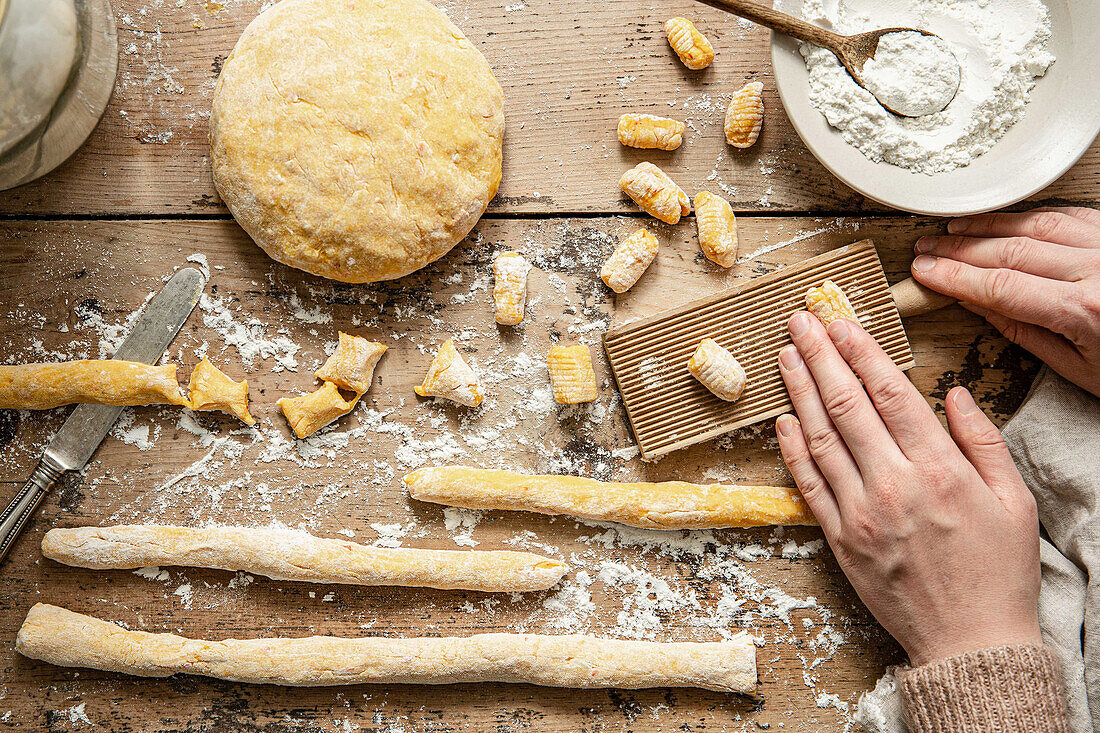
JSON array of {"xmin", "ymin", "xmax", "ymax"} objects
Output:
[{"xmin": 900, "ymin": 645, "xmax": 1070, "ymax": 733}]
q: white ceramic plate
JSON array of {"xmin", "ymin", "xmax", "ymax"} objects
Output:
[{"xmin": 770, "ymin": 0, "xmax": 1100, "ymax": 216}]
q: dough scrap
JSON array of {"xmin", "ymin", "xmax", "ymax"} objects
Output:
[
  {"xmin": 0, "ymin": 361, "xmax": 188, "ymax": 410},
  {"xmin": 315, "ymin": 333, "xmax": 387, "ymax": 394},
  {"xmin": 17, "ymin": 604, "xmax": 757, "ymax": 693},
  {"xmin": 188, "ymin": 357, "xmax": 255, "ymax": 424},
  {"xmin": 210, "ymin": 0, "xmax": 504, "ymax": 283},
  {"xmin": 42, "ymin": 525, "xmax": 566, "ymax": 592},
  {"xmin": 277, "ymin": 381, "xmax": 358, "ymax": 439},
  {"xmin": 415, "ymin": 339, "xmax": 484, "ymax": 407},
  {"xmin": 404, "ymin": 466, "xmax": 817, "ymax": 529}
]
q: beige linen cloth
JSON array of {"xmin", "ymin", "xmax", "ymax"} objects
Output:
[{"xmin": 855, "ymin": 367, "xmax": 1099, "ymax": 732}]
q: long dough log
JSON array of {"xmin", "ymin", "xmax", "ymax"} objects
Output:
[
  {"xmin": 404, "ymin": 466, "xmax": 816, "ymax": 529},
  {"xmin": 16, "ymin": 604, "xmax": 757, "ymax": 693},
  {"xmin": 42, "ymin": 525, "xmax": 567, "ymax": 592},
  {"xmin": 0, "ymin": 361, "xmax": 188, "ymax": 410}
]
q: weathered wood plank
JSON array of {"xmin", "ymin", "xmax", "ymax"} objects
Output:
[
  {"xmin": 0, "ymin": 0, "xmax": 1095, "ymax": 217},
  {"xmin": 0, "ymin": 216, "xmax": 1038, "ymax": 730}
]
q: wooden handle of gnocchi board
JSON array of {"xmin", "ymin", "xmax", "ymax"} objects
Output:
[{"xmin": 890, "ymin": 278, "xmax": 956, "ymax": 318}]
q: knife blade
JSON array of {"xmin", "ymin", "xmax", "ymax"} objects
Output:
[{"xmin": 0, "ymin": 267, "xmax": 206, "ymax": 563}]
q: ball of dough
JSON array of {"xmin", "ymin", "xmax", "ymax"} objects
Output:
[{"xmin": 210, "ymin": 0, "xmax": 504, "ymax": 283}]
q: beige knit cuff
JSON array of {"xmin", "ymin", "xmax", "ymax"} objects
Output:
[{"xmin": 900, "ymin": 644, "xmax": 1070, "ymax": 733}]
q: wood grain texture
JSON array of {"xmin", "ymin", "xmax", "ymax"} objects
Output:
[
  {"xmin": 0, "ymin": 216, "xmax": 1041, "ymax": 730},
  {"xmin": 0, "ymin": 0, "xmax": 1095, "ymax": 217}
]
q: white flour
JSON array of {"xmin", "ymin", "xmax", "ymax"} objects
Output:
[
  {"xmin": 799, "ymin": 0, "xmax": 1055, "ymax": 174},
  {"xmin": 860, "ymin": 31, "xmax": 959, "ymax": 118}
]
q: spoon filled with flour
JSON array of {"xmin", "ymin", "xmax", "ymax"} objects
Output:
[
  {"xmin": 859, "ymin": 31, "xmax": 960, "ymax": 117},
  {"xmin": 797, "ymin": 0, "xmax": 1056, "ymax": 174},
  {"xmin": 695, "ymin": 0, "xmax": 962, "ymax": 116}
]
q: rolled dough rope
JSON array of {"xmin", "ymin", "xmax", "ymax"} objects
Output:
[
  {"xmin": 0, "ymin": 361, "xmax": 189, "ymax": 410},
  {"xmin": 42, "ymin": 525, "xmax": 567, "ymax": 593},
  {"xmin": 404, "ymin": 466, "xmax": 817, "ymax": 529},
  {"xmin": 17, "ymin": 604, "xmax": 757, "ymax": 693}
]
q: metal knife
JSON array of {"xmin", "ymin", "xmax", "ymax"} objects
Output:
[{"xmin": 0, "ymin": 267, "xmax": 206, "ymax": 564}]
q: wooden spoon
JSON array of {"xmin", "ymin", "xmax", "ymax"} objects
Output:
[{"xmin": 693, "ymin": 0, "xmax": 961, "ymax": 117}]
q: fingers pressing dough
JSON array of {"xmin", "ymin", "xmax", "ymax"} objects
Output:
[
  {"xmin": 188, "ymin": 358, "xmax": 255, "ymax": 424},
  {"xmin": 0, "ymin": 361, "xmax": 189, "ymax": 410},
  {"xmin": 404, "ymin": 466, "xmax": 817, "ymax": 529},
  {"xmin": 17, "ymin": 604, "xmax": 757, "ymax": 693},
  {"xmin": 42, "ymin": 525, "xmax": 566, "ymax": 592}
]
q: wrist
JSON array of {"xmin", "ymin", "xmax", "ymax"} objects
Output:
[{"xmin": 907, "ymin": 623, "xmax": 1042, "ymax": 668}]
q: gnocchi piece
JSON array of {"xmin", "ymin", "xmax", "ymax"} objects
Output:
[
  {"xmin": 188, "ymin": 357, "xmax": 255, "ymax": 425},
  {"xmin": 547, "ymin": 343, "xmax": 598, "ymax": 404},
  {"xmin": 415, "ymin": 339, "xmax": 485, "ymax": 407},
  {"xmin": 600, "ymin": 229, "xmax": 659, "ymax": 293},
  {"xmin": 725, "ymin": 81, "xmax": 764, "ymax": 149},
  {"xmin": 492, "ymin": 252, "xmax": 531, "ymax": 326},
  {"xmin": 277, "ymin": 381, "xmax": 358, "ymax": 439},
  {"xmin": 617, "ymin": 114, "xmax": 685, "ymax": 151},
  {"xmin": 687, "ymin": 339, "xmax": 747, "ymax": 402},
  {"xmin": 664, "ymin": 17, "xmax": 714, "ymax": 70},
  {"xmin": 619, "ymin": 162, "xmax": 691, "ymax": 225},
  {"xmin": 806, "ymin": 280, "xmax": 857, "ymax": 326},
  {"xmin": 316, "ymin": 332, "xmax": 387, "ymax": 394},
  {"xmin": 693, "ymin": 191, "xmax": 738, "ymax": 268}
]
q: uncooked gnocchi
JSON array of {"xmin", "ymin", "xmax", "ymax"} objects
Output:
[
  {"xmin": 806, "ymin": 280, "xmax": 857, "ymax": 326},
  {"xmin": 492, "ymin": 252, "xmax": 531, "ymax": 326},
  {"xmin": 600, "ymin": 229, "xmax": 659, "ymax": 294},
  {"xmin": 188, "ymin": 358, "xmax": 255, "ymax": 425},
  {"xmin": 665, "ymin": 18, "xmax": 714, "ymax": 70},
  {"xmin": 619, "ymin": 162, "xmax": 690, "ymax": 225},
  {"xmin": 725, "ymin": 81, "xmax": 764, "ymax": 149},
  {"xmin": 693, "ymin": 191, "xmax": 738, "ymax": 268},
  {"xmin": 688, "ymin": 339, "xmax": 747, "ymax": 402},
  {"xmin": 547, "ymin": 343, "xmax": 598, "ymax": 404},
  {"xmin": 617, "ymin": 114, "xmax": 685, "ymax": 151},
  {"xmin": 415, "ymin": 339, "xmax": 485, "ymax": 407}
]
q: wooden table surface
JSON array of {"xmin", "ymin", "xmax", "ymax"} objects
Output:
[{"xmin": 0, "ymin": 0, "xmax": 1094, "ymax": 730}]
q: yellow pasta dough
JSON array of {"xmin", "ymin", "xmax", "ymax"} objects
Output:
[
  {"xmin": 188, "ymin": 358, "xmax": 255, "ymax": 425},
  {"xmin": 492, "ymin": 252, "xmax": 531, "ymax": 326},
  {"xmin": 806, "ymin": 280, "xmax": 857, "ymax": 326},
  {"xmin": 404, "ymin": 466, "xmax": 817, "ymax": 529},
  {"xmin": 415, "ymin": 338, "xmax": 484, "ymax": 407},
  {"xmin": 664, "ymin": 17, "xmax": 714, "ymax": 70},
  {"xmin": 547, "ymin": 343, "xmax": 598, "ymax": 404},
  {"xmin": 617, "ymin": 114, "xmax": 685, "ymax": 151},
  {"xmin": 278, "ymin": 381, "xmax": 358, "ymax": 439},
  {"xmin": 693, "ymin": 191, "xmax": 739, "ymax": 268},
  {"xmin": 315, "ymin": 332, "xmax": 387, "ymax": 394},
  {"xmin": 0, "ymin": 361, "xmax": 189, "ymax": 410},
  {"xmin": 600, "ymin": 229, "xmax": 659, "ymax": 294},
  {"xmin": 619, "ymin": 162, "xmax": 691, "ymax": 225}
]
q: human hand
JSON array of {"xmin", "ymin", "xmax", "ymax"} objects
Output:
[
  {"xmin": 911, "ymin": 207, "xmax": 1100, "ymax": 397},
  {"xmin": 774, "ymin": 312, "xmax": 1041, "ymax": 667}
]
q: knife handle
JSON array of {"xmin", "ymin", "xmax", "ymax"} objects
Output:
[{"xmin": 0, "ymin": 456, "xmax": 66, "ymax": 564}]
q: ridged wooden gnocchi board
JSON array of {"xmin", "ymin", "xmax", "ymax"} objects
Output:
[{"xmin": 603, "ymin": 240, "xmax": 914, "ymax": 460}]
